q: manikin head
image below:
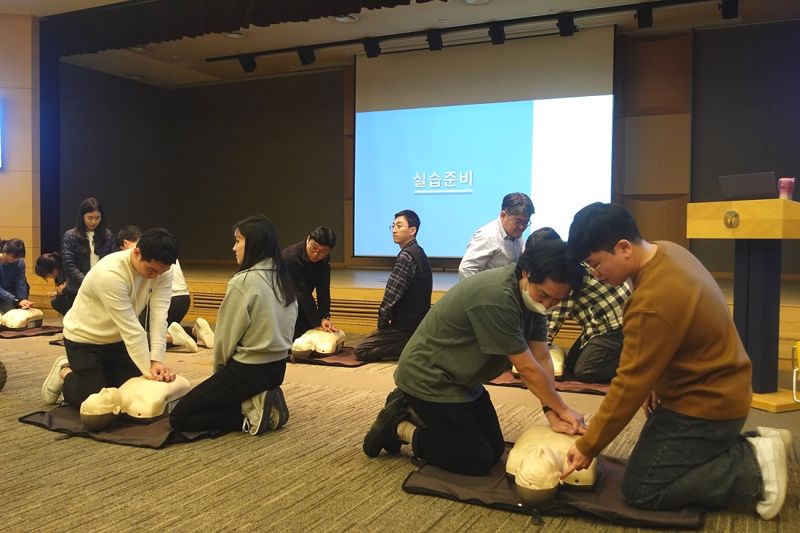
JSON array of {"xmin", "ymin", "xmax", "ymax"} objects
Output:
[
  {"xmin": 80, "ymin": 387, "xmax": 123, "ymax": 431},
  {"xmin": 515, "ymin": 446, "xmax": 562, "ymax": 506}
]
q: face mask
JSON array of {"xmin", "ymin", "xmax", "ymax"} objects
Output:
[{"xmin": 521, "ymin": 281, "xmax": 549, "ymax": 315}]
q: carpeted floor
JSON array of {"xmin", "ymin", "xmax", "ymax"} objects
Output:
[{"xmin": 1, "ymin": 327, "xmax": 798, "ymax": 532}]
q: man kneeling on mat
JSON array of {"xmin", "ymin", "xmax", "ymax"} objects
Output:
[{"xmin": 363, "ymin": 239, "xmax": 586, "ymax": 476}]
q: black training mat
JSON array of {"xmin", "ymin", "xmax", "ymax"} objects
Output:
[
  {"xmin": 403, "ymin": 450, "xmax": 704, "ymax": 529},
  {"xmin": 0, "ymin": 326, "xmax": 63, "ymax": 339},
  {"xmin": 289, "ymin": 347, "xmax": 370, "ymax": 367},
  {"xmin": 19, "ymin": 405, "xmax": 214, "ymax": 449},
  {"xmin": 487, "ymin": 370, "xmax": 609, "ymax": 396}
]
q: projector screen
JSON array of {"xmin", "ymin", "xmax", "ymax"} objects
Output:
[{"xmin": 354, "ymin": 27, "xmax": 615, "ymax": 258}]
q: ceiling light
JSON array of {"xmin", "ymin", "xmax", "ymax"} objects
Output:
[
  {"xmin": 426, "ymin": 30, "xmax": 443, "ymax": 51},
  {"xmin": 334, "ymin": 14, "xmax": 359, "ymax": 23},
  {"xmin": 238, "ymin": 55, "xmax": 257, "ymax": 73},
  {"xmin": 223, "ymin": 30, "xmax": 246, "ymax": 39},
  {"xmin": 464, "ymin": 0, "xmax": 492, "ymax": 5},
  {"xmin": 557, "ymin": 13, "xmax": 577, "ymax": 37},
  {"xmin": 297, "ymin": 46, "xmax": 316, "ymax": 65},
  {"xmin": 488, "ymin": 22, "xmax": 505, "ymax": 45},
  {"xmin": 636, "ymin": 5, "xmax": 653, "ymax": 29},
  {"xmin": 129, "ymin": 45, "xmax": 148, "ymax": 52}
]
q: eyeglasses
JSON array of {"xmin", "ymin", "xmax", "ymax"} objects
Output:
[
  {"xmin": 390, "ymin": 223, "xmax": 407, "ymax": 230},
  {"xmin": 581, "ymin": 261, "xmax": 600, "ymax": 277},
  {"xmin": 502, "ymin": 211, "xmax": 531, "ymax": 229}
]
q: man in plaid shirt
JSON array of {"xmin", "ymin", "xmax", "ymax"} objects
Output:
[{"xmin": 529, "ymin": 228, "xmax": 631, "ymax": 383}]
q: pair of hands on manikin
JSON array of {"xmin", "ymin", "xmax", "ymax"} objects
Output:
[{"xmin": 150, "ymin": 361, "xmax": 176, "ymax": 382}]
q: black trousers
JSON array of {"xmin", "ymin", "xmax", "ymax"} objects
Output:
[
  {"xmin": 51, "ymin": 291, "xmax": 75, "ymax": 316},
  {"xmin": 63, "ymin": 339, "xmax": 142, "ymax": 405},
  {"xmin": 405, "ymin": 388, "xmax": 505, "ymax": 476},
  {"xmin": 354, "ymin": 327, "xmax": 412, "ymax": 361},
  {"xmin": 140, "ymin": 294, "xmax": 191, "ymax": 329},
  {"xmin": 563, "ymin": 329, "xmax": 623, "ymax": 384},
  {"xmin": 170, "ymin": 358, "xmax": 286, "ymax": 433}
]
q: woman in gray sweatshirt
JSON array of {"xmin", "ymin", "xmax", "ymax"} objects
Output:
[{"xmin": 170, "ymin": 215, "xmax": 298, "ymax": 435}]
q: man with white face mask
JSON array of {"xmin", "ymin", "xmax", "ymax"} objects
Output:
[{"xmin": 363, "ymin": 239, "xmax": 586, "ymax": 476}]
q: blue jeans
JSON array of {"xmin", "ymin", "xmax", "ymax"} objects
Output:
[{"xmin": 622, "ymin": 405, "xmax": 762, "ymax": 511}]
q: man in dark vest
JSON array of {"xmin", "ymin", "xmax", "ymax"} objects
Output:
[{"xmin": 355, "ymin": 210, "xmax": 432, "ymax": 362}]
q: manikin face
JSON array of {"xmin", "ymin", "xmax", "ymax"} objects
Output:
[
  {"xmin": 500, "ymin": 210, "xmax": 531, "ymax": 240},
  {"xmin": 391, "ymin": 216, "xmax": 416, "ymax": 248},
  {"xmin": 521, "ymin": 273, "xmax": 572, "ymax": 310},
  {"xmin": 582, "ymin": 240, "xmax": 632, "ymax": 287},
  {"xmin": 130, "ymin": 247, "xmax": 171, "ymax": 279},
  {"xmin": 233, "ymin": 228, "xmax": 246, "ymax": 265},
  {"xmin": 305, "ymin": 238, "xmax": 331, "ymax": 263},
  {"xmin": 83, "ymin": 210, "xmax": 102, "ymax": 232}
]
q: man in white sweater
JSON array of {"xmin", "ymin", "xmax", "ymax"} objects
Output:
[{"xmin": 42, "ymin": 228, "xmax": 179, "ymax": 406}]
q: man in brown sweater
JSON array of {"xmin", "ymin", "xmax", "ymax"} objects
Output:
[{"xmin": 562, "ymin": 203, "xmax": 789, "ymax": 521}]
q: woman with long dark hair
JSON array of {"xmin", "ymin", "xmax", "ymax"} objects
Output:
[
  {"xmin": 61, "ymin": 197, "xmax": 116, "ymax": 303},
  {"xmin": 170, "ymin": 214, "xmax": 298, "ymax": 436}
]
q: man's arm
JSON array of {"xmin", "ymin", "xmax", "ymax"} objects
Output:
[
  {"xmin": 377, "ymin": 252, "xmax": 416, "ymax": 328},
  {"xmin": 146, "ymin": 268, "xmax": 173, "ymax": 364},
  {"xmin": 316, "ymin": 262, "xmax": 332, "ymax": 325},
  {"xmin": 458, "ymin": 232, "xmax": 495, "ymax": 279}
]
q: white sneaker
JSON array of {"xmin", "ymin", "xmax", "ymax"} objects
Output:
[
  {"xmin": 757, "ymin": 426, "xmax": 793, "ymax": 459},
  {"xmin": 168, "ymin": 322, "xmax": 198, "ymax": 352},
  {"xmin": 42, "ymin": 355, "xmax": 69, "ymax": 405},
  {"xmin": 193, "ymin": 317, "xmax": 215, "ymax": 349},
  {"xmin": 747, "ymin": 434, "xmax": 788, "ymax": 520},
  {"xmin": 241, "ymin": 391, "xmax": 269, "ymax": 436}
]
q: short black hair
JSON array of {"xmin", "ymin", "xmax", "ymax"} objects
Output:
[
  {"xmin": 35, "ymin": 252, "xmax": 61, "ymax": 278},
  {"xmin": 501, "ymin": 192, "xmax": 535, "ymax": 218},
  {"xmin": 526, "ymin": 226, "xmax": 561, "ymax": 249},
  {"xmin": 117, "ymin": 225, "xmax": 142, "ymax": 246},
  {"xmin": 1, "ymin": 238, "xmax": 26, "ymax": 258},
  {"xmin": 567, "ymin": 202, "xmax": 642, "ymax": 261},
  {"xmin": 395, "ymin": 210, "xmax": 421, "ymax": 234},
  {"xmin": 308, "ymin": 226, "xmax": 336, "ymax": 248},
  {"xmin": 515, "ymin": 239, "xmax": 582, "ymax": 291},
  {"xmin": 137, "ymin": 228, "xmax": 178, "ymax": 265}
]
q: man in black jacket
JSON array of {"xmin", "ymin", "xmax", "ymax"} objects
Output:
[
  {"xmin": 282, "ymin": 226, "xmax": 337, "ymax": 340},
  {"xmin": 355, "ymin": 210, "xmax": 432, "ymax": 362}
]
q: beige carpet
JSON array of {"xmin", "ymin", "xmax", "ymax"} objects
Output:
[{"xmin": 1, "ymin": 332, "xmax": 798, "ymax": 532}]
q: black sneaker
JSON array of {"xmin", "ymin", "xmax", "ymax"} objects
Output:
[
  {"xmin": 266, "ymin": 387, "xmax": 290, "ymax": 430},
  {"xmin": 363, "ymin": 388, "xmax": 409, "ymax": 457}
]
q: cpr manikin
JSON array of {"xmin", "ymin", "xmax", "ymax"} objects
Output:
[
  {"xmin": 506, "ymin": 425, "xmax": 597, "ymax": 506},
  {"xmin": 80, "ymin": 375, "xmax": 191, "ymax": 431},
  {"xmin": 291, "ymin": 328, "xmax": 346, "ymax": 356},
  {"xmin": 512, "ymin": 344, "xmax": 566, "ymax": 378},
  {"xmin": 0, "ymin": 308, "xmax": 44, "ymax": 329}
]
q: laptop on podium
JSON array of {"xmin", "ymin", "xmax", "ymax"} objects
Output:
[{"xmin": 718, "ymin": 171, "xmax": 777, "ymax": 200}]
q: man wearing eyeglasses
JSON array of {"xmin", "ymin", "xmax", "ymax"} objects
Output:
[
  {"xmin": 282, "ymin": 226, "xmax": 338, "ymax": 340},
  {"xmin": 458, "ymin": 192, "xmax": 535, "ymax": 280},
  {"xmin": 355, "ymin": 210, "xmax": 432, "ymax": 362},
  {"xmin": 561, "ymin": 203, "xmax": 789, "ymax": 522}
]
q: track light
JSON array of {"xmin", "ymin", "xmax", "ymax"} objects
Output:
[
  {"xmin": 557, "ymin": 13, "xmax": 577, "ymax": 37},
  {"xmin": 238, "ymin": 55, "xmax": 257, "ymax": 73},
  {"xmin": 636, "ymin": 5, "xmax": 653, "ymax": 29},
  {"xmin": 363, "ymin": 38, "xmax": 381, "ymax": 58},
  {"xmin": 488, "ymin": 22, "xmax": 505, "ymax": 45},
  {"xmin": 297, "ymin": 46, "xmax": 316, "ymax": 65},
  {"xmin": 426, "ymin": 30, "xmax": 443, "ymax": 51},
  {"xmin": 720, "ymin": 0, "xmax": 738, "ymax": 19}
]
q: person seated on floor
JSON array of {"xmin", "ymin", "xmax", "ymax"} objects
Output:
[
  {"xmin": 363, "ymin": 239, "xmax": 586, "ymax": 476},
  {"xmin": 527, "ymin": 227, "xmax": 632, "ymax": 384},
  {"xmin": 41, "ymin": 228, "xmax": 179, "ymax": 406},
  {"xmin": 35, "ymin": 252, "xmax": 72, "ymax": 316},
  {"xmin": 506, "ymin": 425, "xmax": 598, "ymax": 505},
  {"xmin": 561, "ymin": 202, "xmax": 791, "ymax": 521},
  {"xmin": 0, "ymin": 238, "xmax": 33, "ymax": 314},
  {"xmin": 80, "ymin": 375, "xmax": 191, "ymax": 431},
  {"xmin": 117, "ymin": 225, "xmax": 214, "ymax": 351},
  {"xmin": 355, "ymin": 210, "xmax": 432, "ymax": 362},
  {"xmin": 282, "ymin": 226, "xmax": 338, "ymax": 340},
  {"xmin": 169, "ymin": 215, "xmax": 297, "ymax": 437}
]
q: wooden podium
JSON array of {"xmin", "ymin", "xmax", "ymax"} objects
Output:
[{"xmin": 687, "ymin": 199, "xmax": 800, "ymax": 412}]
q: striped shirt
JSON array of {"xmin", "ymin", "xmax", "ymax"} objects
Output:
[
  {"xmin": 548, "ymin": 270, "xmax": 632, "ymax": 347},
  {"xmin": 458, "ymin": 218, "xmax": 522, "ymax": 280}
]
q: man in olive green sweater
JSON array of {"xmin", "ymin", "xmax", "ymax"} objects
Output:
[{"xmin": 562, "ymin": 203, "xmax": 789, "ymax": 521}]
